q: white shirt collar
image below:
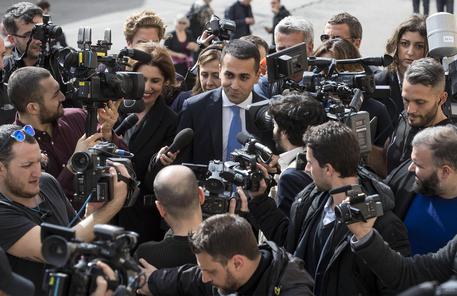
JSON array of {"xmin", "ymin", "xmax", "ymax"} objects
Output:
[
  {"xmin": 278, "ymin": 146, "xmax": 305, "ymax": 171},
  {"xmin": 222, "ymin": 89, "xmax": 253, "ymax": 110}
]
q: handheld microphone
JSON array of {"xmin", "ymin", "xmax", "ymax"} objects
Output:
[
  {"xmin": 114, "ymin": 113, "xmax": 139, "ymax": 136},
  {"xmin": 236, "ymin": 132, "xmax": 273, "ymax": 162},
  {"xmin": 118, "ymin": 48, "xmax": 152, "ymax": 63},
  {"xmin": 164, "ymin": 128, "xmax": 194, "ymax": 154}
]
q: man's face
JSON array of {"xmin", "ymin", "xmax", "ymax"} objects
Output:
[
  {"xmin": 397, "ymin": 31, "xmax": 426, "ymax": 73},
  {"xmin": 36, "ymin": 76, "xmax": 65, "ymax": 124},
  {"xmin": 8, "ymin": 15, "xmax": 43, "ymax": 59},
  {"xmin": 0, "ymin": 38, "xmax": 5, "ymax": 69},
  {"xmin": 128, "ymin": 27, "xmax": 160, "ymax": 47},
  {"xmin": 275, "ymin": 31, "xmax": 305, "ymax": 52},
  {"xmin": 323, "ymin": 22, "xmax": 360, "ymax": 48},
  {"xmin": 220, "ymin": 54, "xmax": 259, "ymax": 104},
  {"xmin": 402, "ymin": 80, "xmax": 445, "ymax": 128},
  {"xmin": 270, "ymin": 0, "xmax": 280, "ymax": 12},
  {"xmin": 0, "ymin": 142, "xmax": 42, "ymax": 199},
  {"xmin": 305, "ymin": 147, "xmax": 331, "ymax": 191},
  {"xmin": 409, "ymin": 145, "xmax": 442, "ymax": 196},
  {"xmin": 196, "ymin": 252, "xmax": 239, "ymax": 294}
]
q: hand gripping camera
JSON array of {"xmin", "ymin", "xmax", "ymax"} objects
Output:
[{"xmin": 334, "ymin": 184, "xmax": 384, "ymax": 225}]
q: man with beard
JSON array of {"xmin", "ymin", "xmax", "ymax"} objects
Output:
[
  {"xmin": 268, "ymin": 92, "xmax": 326, "ymax": 216},
  {"xmin": 2, "ymin": 2, "xmax": 43, "ymax": 82},
  {"xmin": 0, "ymin": 37, "xmax": 17, "ymax": 125},
  {"xmin": 137, "ymin": 213, "xmax": 314, "ymax": 295},
  {"xmin": 385, "ymin": 57, "xmax": 452, "ymax": 174},
  {"xmin": 238, "ymin": 121, "xmax": 410, "ymax": 296},
  {"xmin": 0, "ymin": 124, "xmax": 130, "ymax": 295},
  {"xmin": 7, "ymin": 66, "xmax": 126, "ymax": 203},
  {"xmin": 385, "ymin": 125, "xmax": 457, "ymax": 255}
]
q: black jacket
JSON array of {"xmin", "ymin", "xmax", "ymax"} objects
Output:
[
  {"xmin": 384, "ymin": 159, "xmax": 415, "ymax": 220},
  {"xmin": 249, "ymin": 168, "xmax": 411, "ymax": 296},
  {"xmin": 386, "ymin": 113, "xmax": 453, "ymax": 174},
  {"xmin": 353, "ymin": 229, "xmax": 457, "ymax": 292},
  {"xmin": 374, "ymin": 68, "xmax": 403, "ymax": 124},
  {"xmin": 147, "ymin": 241, "xmax": 314, "ymax": 296},
  {"xmin": 271, "ymin": 6, "xmax": 290, "ymax": 44},
  {"xmin": 224, "ymin": 1, "xmax": 253, "ymax": 39}
]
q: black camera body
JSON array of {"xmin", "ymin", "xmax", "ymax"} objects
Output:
[
  {"xmin": 334, "ymin": 185, "xmax": 384, "ymax": 225},
  {"xmin": 41, "ymin": 223, "xmax": 141, "ymax": 296},
  {"xmin": 70, "ymin": 142, "xmax": 139, "ymax": 207},
  {"xmin": 206, "ymin": 15, "xmax": 236, "ymax": 42}
]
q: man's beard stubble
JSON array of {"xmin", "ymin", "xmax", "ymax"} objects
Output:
[
  {"xmin": 4, "ymin": 172, "xmax": 38, "ymax": 199},
  {"xmin": 413, "ymin": 171, "xmax": 441, "ymax": 196}
]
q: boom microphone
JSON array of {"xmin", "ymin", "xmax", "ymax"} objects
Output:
[
  {"xmin": 336, "ymin": 54, "xmax": 394, "ymax": 67},
  {"xmin": 115, "ymin": 113, "xmax": 139, "ymax": 136},
  {"xmin": 164, "ymin": 128, "xmax": 194, "ymax": 154},
  {"xmin": 118, "ymin": 48, "xmax": 152, "ymax": 63}
]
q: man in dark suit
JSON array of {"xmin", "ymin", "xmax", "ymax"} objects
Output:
[
  {"xmin": 178, "ymin": 39, "xmax": 273, "ymax": 165},
  {"xmin": 224, "ymin": 0, "xmax": 255, "ymax": 39}
]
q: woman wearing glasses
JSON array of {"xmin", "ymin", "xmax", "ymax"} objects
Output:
[
  {"xmin": 164, "ymin": 15, "xmax": 200, "ymax": 77},
  {"xmin": 375, "ymin": 15, "xmax": 428, "ymax": 125}
]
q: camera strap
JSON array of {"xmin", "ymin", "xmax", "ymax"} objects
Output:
[{"xmin": 329, "ymin": 185, "xmax": 354, "ymax": 195}]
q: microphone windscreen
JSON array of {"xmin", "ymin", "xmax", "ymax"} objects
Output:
[
  {"xmin": 121, "ymin": 48, "xmax": 152, "ymax": 63},
  {"xmin": 167, "ymin": 128, "xmax": 194, "ymax": 153},
  {"xmin": 119, "ymin": 99, "xmax": 145, "ymax": 114},
  {"xmin": 114, "ymin": 113, "xmax": 139, "ymax": 136},
  {"xmin": 236, "ymin": 131, "xmax": 252, "ymax": 145}
]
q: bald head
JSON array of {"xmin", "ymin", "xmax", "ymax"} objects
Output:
[{"xmin": 154, "ymin": 165, "xmax": 200, "ymax": 218}]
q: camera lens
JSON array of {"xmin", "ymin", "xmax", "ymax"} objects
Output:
[
  {"xmin": 70, "ymin": 152, "xmax": 92, "ymax": 172},
  {"xmin": 334, "ymin": 203, "xmax": 352, "ymax": 223},
  {"xmin": 42, "ymin": 235, "xmax": 71, "ymax": 268}
]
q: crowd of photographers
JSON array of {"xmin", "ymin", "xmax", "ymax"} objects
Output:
[{"xmin": 1, "ymin": 1, "xmax": 457, "ymax": 296}]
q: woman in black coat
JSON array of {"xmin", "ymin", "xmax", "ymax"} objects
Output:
[{"xmin": 118, "ymin": 42, "xmax": 179, "ymax": 244}]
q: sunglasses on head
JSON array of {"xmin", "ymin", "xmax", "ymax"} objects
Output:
[{"xmin": 0, "ymin": 125, "xmax": 35, "ymax": 151}]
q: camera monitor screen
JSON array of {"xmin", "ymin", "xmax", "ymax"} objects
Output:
[{"xmin": 266, "ymin": 42, "xmax": 308, "ymax": 83}]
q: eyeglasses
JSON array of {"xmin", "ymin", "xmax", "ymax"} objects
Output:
[
  {"xmin": 12, "ymin": 31, "xmax": 33, "ymax": 39},
  {"xmin": 178, "ymin": 21, "xmax": 188, "ymax": 25},
  {"xmin": 0, "ymin": 125, "xmax": 35, "ymax": 151},
  {"xmin": 320, "ymin": 34, "xmax": 355, "ymax": 43}
]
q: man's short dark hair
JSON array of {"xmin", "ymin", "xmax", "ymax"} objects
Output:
[
  {"xmin": 153, "ymin": 165, "xmax": 200, "ymax": 219},
  {"xmin": 221, "ymin": 39, "xmax": 260, "ymax": 73},
  {"xmin": 36, "ymin": 1, "xmax": 50, "ymax": 11},
  {"xmin": 328, "ymin": 12, "xmax": 362, "ymax": 40},
  {"xmin": 240, "ymin": 35, "xmax": 269, "ymax": 56},
  {"xmin": 269, "ymin": 92, "xmax": 326, "ymax": 146},
  {"xmin": 189, "ymin": 214, "xmax": 259, "ymax": 265},
  {"xmin": 412, "ymin": 125, "xmax": 457, "ymax": 170},
  {"xmin": 8, "ymin": 66, "xmax": 51, "ymax": 113},
  {"xmin": 3, "ymin": 2, "xmax": 43, "ymax": 35},
  {"xmin": 0, "ymin": 124, "xmax": 36, "ymax": 166},
  {"xmin": 404, "ymin": 57, "xmax": 445, "ymax": 90},
  {"xmin": 304, "ymin": 121, "xmax": 359, "ymax": 177}
]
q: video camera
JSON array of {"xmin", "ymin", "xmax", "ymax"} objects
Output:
[
  {"xmin": 69, "ymin": 142, "xmax": 140, "ymax": 208},
  {"xmin": 261, "ymin": 43, "xmax": 394, "ymax": 156},
  {"xmin": 205, "ymin": 15, "xmax": 236, "ymax": 42},
  {"xmin": 333, "ymin": 184, "xmax": 384, "ymax": 225},
  {"xmin": 184, "ymin": 136, "xmax": 269, "ymax": 216},
  {"xmin": 41, "ymin": 223, "xmax": 143, "ymax": 296},
  {"xmin": 426, "ymin": 12, "xmax": 457, "ymax": 121}
]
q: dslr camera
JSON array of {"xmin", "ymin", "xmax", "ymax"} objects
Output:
[
  {"xmin": 334, "ymin": 184, "xmax": 384, "ymax": 225},
  {"xmin": 70, "ymin": 142, "xmax": 140, "ymax": 207},
  {"xmin": 206, "ymin": 15, "xmax": 236, "ymax": 42},
  {"xmin": 42, "ymin": 223, "xmax": 142, "ymax": 296}
]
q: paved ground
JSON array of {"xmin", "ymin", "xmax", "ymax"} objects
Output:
[{"xmin": 0, "ymin": 0, "xmax": 448, "ymax": 56}]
